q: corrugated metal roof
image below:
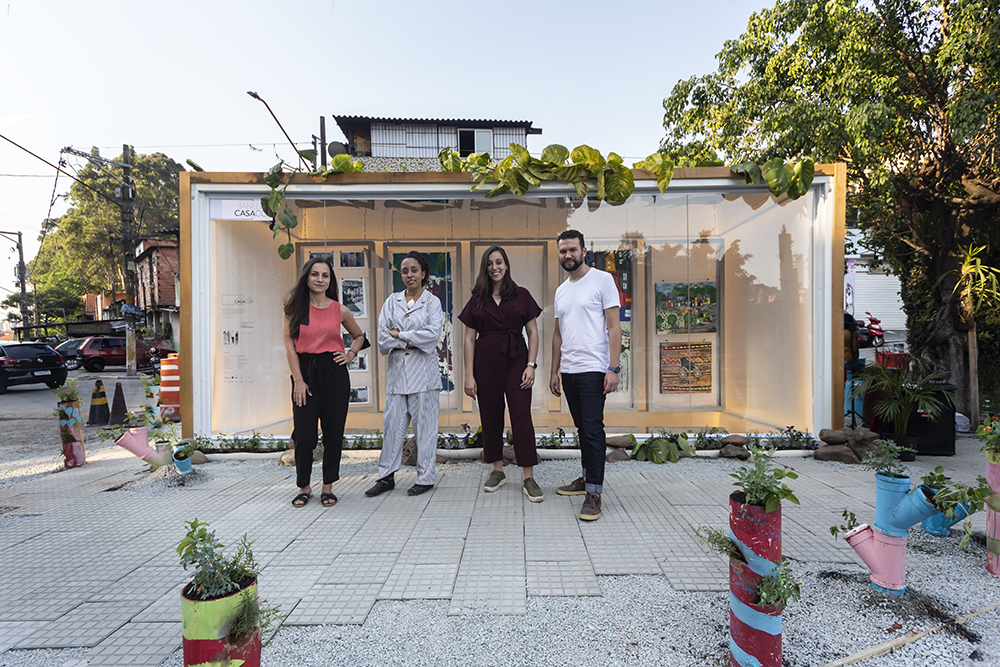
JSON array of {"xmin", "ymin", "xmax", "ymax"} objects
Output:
[{"xmin": 334, "ymin": 115, "xmax": 536, "ymax": 127}]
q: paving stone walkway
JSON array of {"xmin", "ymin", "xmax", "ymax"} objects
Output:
[{"xmin": 0, "ymin": 440, "xmax": 987, "ymax": 666}]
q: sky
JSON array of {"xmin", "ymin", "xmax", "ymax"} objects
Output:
[{"xmin": 0, "ymin": 0, "xmax": 771, "ymax": 323}]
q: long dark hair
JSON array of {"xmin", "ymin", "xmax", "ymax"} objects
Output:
[
  {"xmin": 473, "ymin": 245, "xmax": 519, "ymax": 307},
  {"xmin": 284, "ymin": 255, "xmax": 338, "ymax": 340}
]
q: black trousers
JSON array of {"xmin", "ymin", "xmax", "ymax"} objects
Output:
[{"xmin": 293, "ymin": 353, "xmax": 350, "ymax": 488}]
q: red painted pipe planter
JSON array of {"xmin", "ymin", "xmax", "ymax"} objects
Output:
[{"xmin": 729, "ymin": 493, "xmax": 782, "ymax": 667}]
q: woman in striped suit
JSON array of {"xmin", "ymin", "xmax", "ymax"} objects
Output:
[{"xmin": 366, "ymin": 251, "xmax": 443, "ymax": 497}]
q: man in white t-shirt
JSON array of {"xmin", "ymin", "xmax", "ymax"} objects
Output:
[{"xmin": 548, "ymin": 230, "xmax": 621, "ymax": 521}]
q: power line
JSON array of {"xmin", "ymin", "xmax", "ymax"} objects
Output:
[{"xmin": 92, "ymin": 141, "xmax": 313, "ymax": 149}]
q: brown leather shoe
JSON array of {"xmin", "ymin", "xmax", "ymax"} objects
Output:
[
  {"xmin": 579, "ymin": 492, "xmax": 602, "ymax": 521},
  {"xmin": 556, "ymin": 476, "xmax": 587, "ymax": 496}
]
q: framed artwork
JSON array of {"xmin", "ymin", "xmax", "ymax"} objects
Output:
[
  {"xmin": 340, "ymin": 250, "xmax": 366, "ymax": 268},
  {"xmin": 660, "ymin": 342, "xmax": 713, "ymax": 393},
  {"xmin": 343, "ymin": 331, "xmax": 368, "ymax": 349},
  {"xmin": 391, "ymin": 250, "xmax": 455, "ymax": 393},
  {"xmin": 347, "ymin": 353, "xmax": 368, "ymax": 372},
  {"xmin": 349, "ymin": 386, "xmax": 370, "ymax": 404},
  {"xmin": 340, "ymin": 277, "xmax": 367, "ymax": 320},
  {"xmin": 655, "ymin": 281, "xmax": 718, "ymax": 335}
]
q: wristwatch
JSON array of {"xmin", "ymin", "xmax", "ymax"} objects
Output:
[
  {"xmin": 607, "ymin": 365, "xmax": 621, "ymax": 373},
  {"xmin": 527, "ymin": 362, "xmax": 538, "ymax": 369}
]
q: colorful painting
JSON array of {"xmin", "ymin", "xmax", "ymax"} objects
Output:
[
  {"xmin": 660, "ymin": 342, "xmax": 712, "ymax": 393},
  {"xmin": 392, "ymin": 251, "xmax": 455, "ymax": 392},
  {"xmin": 655, "ymin": 281, "xmax": 718, "ymax": 335}
]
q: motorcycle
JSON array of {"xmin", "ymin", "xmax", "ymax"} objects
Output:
[
  {"xmin": 148, "ymin": 347, "xmax": 163, "ymax": 374},
  {"xmin": 857, "ymin": 311, "xmax": 885, "ymax": 348}
]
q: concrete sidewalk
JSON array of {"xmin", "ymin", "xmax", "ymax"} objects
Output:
[{"xmin": 0, "ymin": 436, "xmax": 989, "ymax": 666}]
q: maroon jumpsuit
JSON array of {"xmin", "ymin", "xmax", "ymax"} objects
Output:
[{"xmin": 458, "ymin": 286, "xmax": 543, "ymax": 467}]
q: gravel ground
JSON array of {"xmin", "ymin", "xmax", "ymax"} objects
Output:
[{"xmin": 0, "ymin": 445, "xmax": 997, "ymax": 666}]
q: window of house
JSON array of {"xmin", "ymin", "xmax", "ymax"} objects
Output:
[{"xmin": 458, "ymin": 129, "xmax": 492, "ymax": 157}]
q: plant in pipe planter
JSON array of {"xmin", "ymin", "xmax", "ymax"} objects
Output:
[
  {"xmin": 177, "ymin": 519, "xmax": 281, "ymax": 664},
  {"xmin": 861, "ymin": 439, "xmax": 915, "ymax": 479},
  {"xmin": 694, "ymin": 525, "xmax": 744, "ymax": 561},
  {"xmin": 756, "ymin": 558, "xmax": 803, "ymax": 610},
  {"xmin": 54, "ymin": 380, "xmax": 85, "ymax": 468},
  {"xmin": 729, "ymin": 446, "xmax": 800, "ymax": 513},
  {"xmin": 829, "ymin": 509, "xmax": 861, "ymax": 540},
  {"xmin": 919, "ymin": 467, "xmax": 991, "ymax": 548},
  {"xmin": 978, "ymin": 416, "xmax": 1000, "ymax": 456},
  {"xmin": 851, "ymin": 360, "xmax": 957, "ymax": 447},
  {"xmin": 632, "ymin": 431, "xmax": 694, "ymax": 464}
]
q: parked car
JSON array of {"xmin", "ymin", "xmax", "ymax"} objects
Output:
[
  {"xmin": 0, "ymin": 341, "xmax": 68, "ymax": 393},
  {"xmin": 54, "ymin": 338, "xmax": 92, "ymax": 370},
  {"xmin": 77, "ymin": 336, "xmax": 152, "ymax": 372}
]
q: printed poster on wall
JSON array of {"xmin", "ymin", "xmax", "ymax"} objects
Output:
[
  {"xmin": 660, "ymin": 342, "xmax": 713, "ymax": 393},
  {"xmin": 392, "ymin": 251, "xmax": 455, "ymax": 393},
  {"xmin": 594, "ymin": 250, "xmax": 632, "ymax": 399}
]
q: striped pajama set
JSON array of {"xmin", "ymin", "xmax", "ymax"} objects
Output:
[{"xmin": 377, "ymin": 289, "xmax": 443, "ymax": 486}]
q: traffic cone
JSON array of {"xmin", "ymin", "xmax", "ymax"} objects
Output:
[
  {"xmin": 87, "ymin": 380, "xmax": 110, "ymax": 426},
  {"xmin": 109, "ymin": 382, "xmax": 128, "ymax": 425}
]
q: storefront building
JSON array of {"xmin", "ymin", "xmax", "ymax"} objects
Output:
[{"xmin": 180, "ymin": 166, "xmax": 846, "ymax": 439}]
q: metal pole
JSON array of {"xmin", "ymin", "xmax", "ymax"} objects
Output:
[
  {"xmin": 122, "ymin": 144, "xmax": 137, "ymax": 376},
  {"xmin": 16, "ymin": 231, "xmax": 28, "ymax": 329},
  {"xmin": 320, "ymin": 116, "xmax": 327, "ymax": 167}
]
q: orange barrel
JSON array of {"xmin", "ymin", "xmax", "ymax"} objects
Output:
[{"xmin": 160, "ymin": 353, "xmax": 181, "ymax": 422}]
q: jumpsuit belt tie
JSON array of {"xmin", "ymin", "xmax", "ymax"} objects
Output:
[
  {"xmin": 478, "ymin": 329, "xmax": 523, "ymax": 357},
  {"xmin": 297, "ymin": 351, "xmax": 338, "ymax": 388}
]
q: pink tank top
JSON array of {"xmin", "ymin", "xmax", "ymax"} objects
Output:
[{"xmin": 294, "ymin": 302, "xmax": 345, "ymax": 354}]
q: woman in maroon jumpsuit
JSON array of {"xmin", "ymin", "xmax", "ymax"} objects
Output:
[{"xmin": 459, "ymin": 245, "xmax": 544, "ymax": 502}]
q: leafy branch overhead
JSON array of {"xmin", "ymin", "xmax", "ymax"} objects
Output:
[
  {"xmin": 262, "ymin": 141, "xmax": 814, "ymax": 259},
  {"xmin": 262, "ymin": 150, "xmax": 364, "ymax": 259}
]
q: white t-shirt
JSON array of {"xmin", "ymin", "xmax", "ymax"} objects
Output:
[{"xmin": 553, "ymin": 268, "xmax": 620, "ymax": 374}]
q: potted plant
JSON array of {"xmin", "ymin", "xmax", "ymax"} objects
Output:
[
  {"xmin": 842, "ymin": 439, "xmax": 940, "ymax": 596},
  {"xmin": 177, "ymin": 519, "xmax": 280, "ymax": 667},
  {"xmin": 852, "ymin": 359, "xmax": 957, "ymax": 455},
  {"xmin": 976, "ymin": 416, "xmax": 1000, "ymax": 576},
  {"xmin": 919, "ymin": 466, "xmax": 990, "ymax": 546},
  {"xmin": 54, "ymin": 380, "xmax": 85, "ymax": 468},
  {"xmin": 725, "ymin": 446, "xmax": 799, "ymax": 667},
  {"xmin": 173, "ymin": 438, "xmax": 196, "ymax": 475}
]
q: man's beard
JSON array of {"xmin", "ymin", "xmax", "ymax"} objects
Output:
[{"xmin": 560, "ymin": 256, "xmax": 581, "ymax": 272}]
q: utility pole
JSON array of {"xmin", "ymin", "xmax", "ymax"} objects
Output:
[
  {"xmin": 0, "ymin": 230, "xmax": 29, "ymax": 335},
  {"xmin": 121, "ymin": 144, "xmax": 138, "ymax": 376}
]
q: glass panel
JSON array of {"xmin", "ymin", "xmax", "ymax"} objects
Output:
[{"xmin": 206, "ymin": 187, "xmax": 818, "ymax": 439}]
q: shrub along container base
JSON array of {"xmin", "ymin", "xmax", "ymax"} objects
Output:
[
  {"xmin": 729, "ymin": 493, "xmax": 782, "ymax": 667},
  {"xmin": 57, "ymin": 400, "xmax": 86, "ymax": 468},
  {"xmin": 987, "ymin": 451, "xmax": 1000, "ymax": 576},
  {"xmin": 181, "ymin": 579, "xmax": 260, "ymax": 667}
]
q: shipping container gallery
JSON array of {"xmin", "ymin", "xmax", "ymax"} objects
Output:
[{"xmin": 179, "ymin": 166, "xmax": 846, "ymax": 440}]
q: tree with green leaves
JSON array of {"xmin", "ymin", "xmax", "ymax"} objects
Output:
[
  {"xmin": 662, "ymin": 0, "xmax": 1000, "ymax": 418},
  {"xmin": 30, "ymin": 150, "xmax": 184, "ymax": 304}
]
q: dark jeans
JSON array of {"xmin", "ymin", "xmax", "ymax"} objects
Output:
[
  {"xmin": 293, "ymin": 353, "xmax": 350, "ymax": 488},
  {"xmin": 562, "ymin": 371, "xmax": 607, "ymax": 494}
]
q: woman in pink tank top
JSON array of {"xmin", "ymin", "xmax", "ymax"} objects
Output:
[{"xmin": 283, "ymin": 256, "xmax": 367, "ymax": 507}]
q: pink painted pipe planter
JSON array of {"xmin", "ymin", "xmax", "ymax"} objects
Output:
[
  {"xmin": 847, "ymin": 473, "xmax": 940, "ymax": 595},
  {"xmin": 986, "ymin": 451, "xmax": 1000, "ymax": 576},
  {"xmin": 845, "ymin": 524, "xmax": 909, "ymax": 595}
]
